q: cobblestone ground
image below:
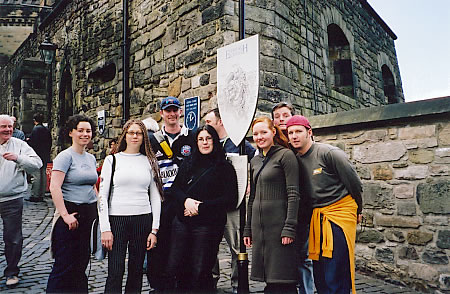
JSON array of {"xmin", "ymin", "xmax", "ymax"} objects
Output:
[{"xmin": 0, "ymin": 198, "xmax": 421, "ymax": 293}]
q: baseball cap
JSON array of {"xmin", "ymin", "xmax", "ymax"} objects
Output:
[
  {"xmin": 286, "ymin": 115, "xmax": 311, "ymax": 129},
  {"xmin": 160, "ymin": 96, "xmax": 181, "ymax": 110}
]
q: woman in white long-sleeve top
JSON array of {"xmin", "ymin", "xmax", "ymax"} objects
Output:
[{"xmin": 98, "ymin": 119, "xmax": 163, "ymax": 294}]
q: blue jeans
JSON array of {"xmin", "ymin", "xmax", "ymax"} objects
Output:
[
  {"xmin": 297, "ymin": 223, "xmax": 314, "ymax": 294},
  {"xmin": 313, "ymin": 221, "xmax": 351, "ymax": 294},
  {"xmin": 0, "ymin": 197, "xmax": 23, "ymax": 277}
]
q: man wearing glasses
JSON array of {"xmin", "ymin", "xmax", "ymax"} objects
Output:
[{"xmin": 146, "ymin": 97, "xmax": 195, "ymax": 291}]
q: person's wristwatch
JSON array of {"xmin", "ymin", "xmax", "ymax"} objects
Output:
[{"xmin": 151, "ymin": 230, "xmax": 158, "ymax": 236}]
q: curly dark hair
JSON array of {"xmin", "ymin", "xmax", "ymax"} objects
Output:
[{"xmin": 66, "ymin": 114, "xmax": 96, "ymax": 138}]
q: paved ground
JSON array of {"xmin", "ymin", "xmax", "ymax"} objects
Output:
[{"xmin": 0, "ymin": 197, "xmax": 421, "ymax": 293}]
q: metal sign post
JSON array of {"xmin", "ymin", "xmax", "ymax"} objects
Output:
[{"xmin": 218, "ymin": 27, "xmax": 259, "ymax": 292}]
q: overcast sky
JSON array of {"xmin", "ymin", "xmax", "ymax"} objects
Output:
[{"xmin": 369, "ymin": 0, "xmax": 450, "ymax": 102}]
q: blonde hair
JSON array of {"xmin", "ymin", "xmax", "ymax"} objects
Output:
[
  {"xmin": 114, "ymin": 119, "xmax": 164, "ymax": 199},
  {"xmin": 251, "ymin": 116, "xmax": 289, "ymax": 149}
]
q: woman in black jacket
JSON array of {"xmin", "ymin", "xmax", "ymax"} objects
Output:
[{"xmin": 165, "ymin": 125, "xmax": 238, "ymax": 293}]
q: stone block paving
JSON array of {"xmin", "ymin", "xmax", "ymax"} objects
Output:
[{"xmin": 0, "ymin": 198, "xmax": 421, "ymax": 293}]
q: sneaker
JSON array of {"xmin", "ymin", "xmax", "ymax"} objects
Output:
[{"xmin": 6, "ymin": 276, "xmax": 19, "ymax": 287}]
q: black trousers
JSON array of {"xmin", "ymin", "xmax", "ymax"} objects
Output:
[
  {"xmin": 146, "ymin": 199, "xmax": 175, "ymax": 290},
  {"xmin": 264, "ymin": 283, "xmax": 298, "ymax": 294},
  {"xmin": 47, "ymin": 201, "xmax": 97, "ymax": 293},
  {"xmin": 105, "ymin": 214, "xmax": 152, "ymax": 294},
  {"xmin": 165, "ymin": 217, "xmax": 224, "ymax": 293}
]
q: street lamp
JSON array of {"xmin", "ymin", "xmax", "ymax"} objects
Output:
[
  {"xmin": 38, "ymin": 34, "xmax": 57, "ymax": 130},
  {"xmin": 39, "ymin": 35, "xmax": 57, "ymax": 65}
]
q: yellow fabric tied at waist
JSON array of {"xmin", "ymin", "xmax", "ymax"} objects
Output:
[
  {"xmin": 160, "ymin": 141, "xmax": 173, "ymax": 159},
  {"xmin": 308, "ymin": 195, "xmax": 358, "ymax": 294}
]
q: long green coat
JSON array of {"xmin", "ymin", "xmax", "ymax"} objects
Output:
[{"xmin": 244, "ymin": 145, "xmax": 300, "ymax": 283}]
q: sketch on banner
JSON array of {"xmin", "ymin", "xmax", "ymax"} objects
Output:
[{"xmin": 217, "ymin": 34, "xmax": 259, "ymax": 146}]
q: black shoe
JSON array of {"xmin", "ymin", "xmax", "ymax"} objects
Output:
[
  {"xmin": 27, "ymin": 197, "xmax": 44, "ymax": 202},
  {"xmin": 231, "ymin": 286, "xmax": 238, "ymax": 294}
]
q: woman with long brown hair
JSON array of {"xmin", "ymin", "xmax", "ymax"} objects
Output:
[
  {"xmin": 244, "ymin": 116, "xmax": 300, "ymax": 294},
  {"xmin": 98, "ymin": 119, "xmax": 163, "ymax": 293}
]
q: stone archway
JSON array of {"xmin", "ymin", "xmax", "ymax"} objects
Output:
[
  {"xmin": 381, "ymin": 65, "xmax": 397, "ymax": 104},
  {"xmin": 58, "ymin": 65, "xmax": 74, "ymax": 149},
  {"xmin": 320, "ymin": 6, "xmax": 357, "ymax": 99},
  {"xmin": 377, "ymin": 52, "xmax": 399, "ymax": 104}
]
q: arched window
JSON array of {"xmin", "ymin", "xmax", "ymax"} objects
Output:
[
  {"xmin": 327, "ymin": 24, "xmax": 354, "ymax": 97},
  {"xmin": 381, "ymin": 65, "xmax": 397, "ymax": 104}
]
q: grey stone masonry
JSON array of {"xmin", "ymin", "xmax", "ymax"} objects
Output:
[
  {"xmin": 1, "ymin": 0, "xmax": 403, "ymax": 158},
  {"xmin": 310, "ymin": 96, "xmax": 450, "ymax": 293}
]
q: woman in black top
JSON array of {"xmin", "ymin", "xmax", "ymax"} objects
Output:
[{"xmin": 165, "ymin": 125, "xmax": 238, "ymax": 293}]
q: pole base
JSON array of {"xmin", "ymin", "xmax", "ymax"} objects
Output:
[{"xmin": 237, "ymin": 258, "xmax": 249, "ymax": 294}]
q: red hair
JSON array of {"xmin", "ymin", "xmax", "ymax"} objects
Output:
[{"xmin": 251, "ymin": 116, "xmax": 289, "ymax": 149}]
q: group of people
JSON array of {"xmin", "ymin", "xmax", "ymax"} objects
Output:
[
  {"xmin": 242, "ymin": 103, "xmax": 363, "ymax": 294},
  {"xmin": 0, "ymin": 97, "xmax": 363, "ymax": 294},
  {"xmin": 42, "ymin": 97, "xmax": 241, "ymax": 294}
]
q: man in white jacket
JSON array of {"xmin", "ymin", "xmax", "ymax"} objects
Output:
[{"xmin": 0, "ymin": 115, "xmax": 42, "ymax": 287}]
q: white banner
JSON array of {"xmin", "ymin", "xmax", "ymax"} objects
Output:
[{"xmin": 217, "ymin": 34, "xmax": 259, "ymax": 146}]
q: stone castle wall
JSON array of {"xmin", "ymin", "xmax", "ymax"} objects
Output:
[
  {"xmin": 309, "ymin": 97, "xmax": 450, "ymax": 292},
  {"xmin": 1, "ymin": 0, "xmax": 403, "ymax": 157}
]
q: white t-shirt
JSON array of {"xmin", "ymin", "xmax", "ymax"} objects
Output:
[{"xmin": 98, "ymin": 152, "xmax": 162, "ymax": 232}]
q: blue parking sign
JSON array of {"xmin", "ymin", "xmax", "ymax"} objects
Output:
[{"xmin": 184, "ymin": 96, "xmax": 200, "ymax": 131}]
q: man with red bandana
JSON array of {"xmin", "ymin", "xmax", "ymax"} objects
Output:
[{"xmin": 286, "ymin": 115, "xmax": 363, "ymax": 294}]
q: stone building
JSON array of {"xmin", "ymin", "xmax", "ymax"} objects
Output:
[
  {"xmin": 0, "ymin": 0, "xmax": 39, "ymax": 67},
  {"xmin": 0, "ymin": 1, "xmax": 447, "ymax": 292},
  {"xmin": 0, "ymin": 0, "xmax": 403, "ymax": 143}
]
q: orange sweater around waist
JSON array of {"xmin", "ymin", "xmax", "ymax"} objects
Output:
[{"xmin": 309, "ymin": 195, "xmax": 358, "ymax": 294}]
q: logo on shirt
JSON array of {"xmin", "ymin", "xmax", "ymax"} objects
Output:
[
  {"xmin": 181, "ymin": 145, "xmax": 191, "ymax": 156},
  {"xmin": 81, "ymin": 164, "xmax": 91, "ymax": 170},
  {"xmin": 313, "ymin": 167, "xmax": 322, "ymax": 175},
  {"xmin": 155, "ymin": 150, "xmax": 163, "ymax": 157}
]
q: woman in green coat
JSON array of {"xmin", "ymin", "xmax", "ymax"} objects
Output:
[{"xmin": 244, "ymin": 116, "xmax": 300, "ymax": 294}]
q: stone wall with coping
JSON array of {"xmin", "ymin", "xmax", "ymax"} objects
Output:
[{"xmin": 308, "ymin": 96, "xmax": 450, "ymax": 292}]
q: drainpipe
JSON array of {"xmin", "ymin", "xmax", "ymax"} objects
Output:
[{"xmin": 122, "ymin": 0, "xmax": 130, "ymax": 124}]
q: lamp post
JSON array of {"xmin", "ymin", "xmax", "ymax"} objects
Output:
[
  {"xmin": 39, "ymin": 35, "xmax": 57, "ymax": 65},
  {"xmin": 39, "ymin": 34, "xmax": 57, "ymax": 127}
]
